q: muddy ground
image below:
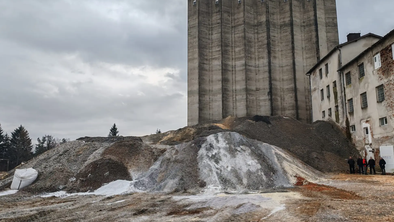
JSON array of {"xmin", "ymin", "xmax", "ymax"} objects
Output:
[{"xmin": 0, "ymin": 173, "xmax": 393, "ymax": 222}]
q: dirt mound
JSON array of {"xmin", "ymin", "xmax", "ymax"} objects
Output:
[
  {"xmin": 131, "ymin": 132, "xmax": 323, "ymax": 193},
  {"xmin": 102, "ymin": 139, "xmax": 164, "ymax": 179},
  {"xmin": 231, "ymin": 116, "xmax": 359, "ymax": 172},
  {"xmin": 142, "ymin": 116, "xmax": 359, "ymax": 173},
  {"xmin": 0, "ymin": 116, "xmax": 358, "ymax": 194},
  {"xmin": 75, "ymin": 158, "xmax": 131, "ymax": 192}
]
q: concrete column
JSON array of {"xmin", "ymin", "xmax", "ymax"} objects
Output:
[{"xmin": 187, "ymin": 0, "xmax": 199, "ymax": 125}]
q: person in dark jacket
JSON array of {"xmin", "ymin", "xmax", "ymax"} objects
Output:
[
  {"xmin": 357, "ymin": 157, "xmax": 364, "ymax": 174},
  {"xmin": 379, "ymin": 157, "xmax": 386, "ymax": 175},
  {"xmin": 347, "ymin": 156, "xmax": 355, "ymax": 174},
  {"xmin": 368, "ymin": 157, "xmax": 376, "ymax": 174},
  {"xmin": 362, "ymin": 158, "xmax": 368, "ymax": 175}
]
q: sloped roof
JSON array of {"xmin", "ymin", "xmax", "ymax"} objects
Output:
[
  {"xmin": 306, "ymin": 33, "xmax": 382, "ymax": 75},
  {"xmin": 338, "ymin": 29, "xmax": 394, "ymax": 71}
]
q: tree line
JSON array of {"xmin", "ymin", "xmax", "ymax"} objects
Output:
[{"xmin": 0, "ymin": 124, "xmax": 68, "ymax": 171}]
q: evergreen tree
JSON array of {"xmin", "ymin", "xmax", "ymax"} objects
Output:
[
  {"xmin": 0, "ymin": 124, "xmax": 11, "ymax": 161},
  {"xmin": 10, "ymin": 125, "xmax": 33, "ymax": 168},
  {"xmin": 108, "ymin": 123, "xmax": 119, "ymax": 137},
  {"xmin": 35, "ymin": 135, "xmax": 57, "ymax": 156},
  {"xmin": 60, "ymin": 138, "xmax": 69, "ymax": 144},
  {"xmin": 0, "ymin": 133, "xmax": 11, "ymax": 171},
  {"xmin": 0, "ymin": 124, "xmax": 5, "ymax": 158}
]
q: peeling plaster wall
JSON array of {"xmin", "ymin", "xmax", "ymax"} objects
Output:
[
  {"xmin": 342, "ymin": 34, "xmax": 394, "ymax": 154},
  {"xmin": 310, "ymin": 36, "xmax": 381, "ymax": 127}
]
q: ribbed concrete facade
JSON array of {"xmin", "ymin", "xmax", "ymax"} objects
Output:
[{"xmin": 188, "ymin": 0, "xmax": 339, "ymax": 125}]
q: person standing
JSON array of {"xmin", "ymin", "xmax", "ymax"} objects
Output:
[
  {"xmin": 362, "ymin": 158, "xmax": 368, "ymax": 175},
  {"xmin": 357, "ymin": 157, "xmax": 364, "ymax": 174},
  {"xmin": 347, "ymin": 156, "xmax": 355, "ymax": 174},
  {"xmin": 368, "ymin": 157, "xmax": 376, "ymax": 174},
  {"xmin": 379, "ymin": 157, "xmax": 386, "ymax": 175}
]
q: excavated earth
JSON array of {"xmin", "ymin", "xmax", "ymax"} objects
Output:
[{"xmin": 1, "ymin": 116, "xmax": 387, "ymax": 221}]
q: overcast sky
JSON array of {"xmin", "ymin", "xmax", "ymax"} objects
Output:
[{"xmin": 0, "ymin": 0, "xmax": 393, "ymax": 142}]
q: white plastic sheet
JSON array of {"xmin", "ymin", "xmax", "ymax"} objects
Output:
[{"xmin": 10, "ymin": 168, "xmax": 38, "ymax": 190}]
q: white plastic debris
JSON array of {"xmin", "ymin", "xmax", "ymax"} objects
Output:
[{"xmin": 10, "ymin": 168, "xmax": 38, "ymax": 190}]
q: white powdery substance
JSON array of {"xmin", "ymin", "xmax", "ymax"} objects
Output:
[
  {"xmin": 262, "ymin": 204, "xmax": 286, "ymax": 220},
  {"xmin": 198, "ymin": 133, "xmax": 265, "ymax": 191},
  {"xmin": 272, "ymin": 146, "xmax": 322, "ymax": 184}
]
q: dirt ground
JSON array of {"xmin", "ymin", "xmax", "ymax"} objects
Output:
[{"xmin": 0, "ymin": 173, "xmax": 393, "ymax": 222}]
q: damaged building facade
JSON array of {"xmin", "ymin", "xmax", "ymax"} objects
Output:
[
  {"xmin": 308, "ymin": 30, "xmax": 394, "ymax": 163},
  {"xmin": 187, "ymin": 0, "xmax": 338, "ymax": 125}
]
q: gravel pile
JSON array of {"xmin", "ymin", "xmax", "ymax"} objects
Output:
[{"xmin": 0, "ymin": 116, "xmax": 359, "ymax": 194}]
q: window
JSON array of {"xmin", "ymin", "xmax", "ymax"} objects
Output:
[
  {"xmin": 335, "ymin": 105, "xmax": 339, "ymax": 123},
  {"xmin": 358, "ymin": 63, "xmax": 365, "ymax": 79},
  {"xmin": 376, "ymin": 84, "xmax": 385, "ymax": 103},
  {"xmin": 374, "ymin": 53, "xmax": 381, "ymax": 69},
  {"xmin": 345, "ymin": 72, "xmax": 351, "ymax": 86},
  {"xmin": 379, "ymin": 117, "xmax": 388, "ymax": 126},
  {"xmin": 320, "ymin": 89, "xmax": 324, "ymax": 101},
  {"xmin": 328, "ymin": 108, "xmax": 332, "ymax": 117},
  {"xmin": 333, "ymin": 81, "xmax": 337, "ymax": 88},
  {"xmin": 392, "ymin": 44, "xmax": 394, "ymax": 60},
  {"xmin": 325, "ymin": 63, "xmax": 329, "ymax": 76},
  {"xmin": 350, "ymin": 125, "xmax": 356, "ymax": 132},
  {"xmin": 322, "ymin": 111, "xmax": 326, "ymax": 118},
  {"xmin": 326, "ymin": 85, "xmax": 330, "ymax": 98},
  {"xmin": 348, "ymin": 98, "xmax": 354, "ymax": 113},
  {"xmin": 319, "ymin": 68, "xmax": 323, "ymax": 79},
  {"xmin": 361, "ymin": 92, "xmax": 368, "ymax": 109}
]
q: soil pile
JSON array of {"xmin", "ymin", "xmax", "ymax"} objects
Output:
[
  {"xmin": 145, "ymin": 116, "xmax": 360, "ymax": 173},
  {"xmin": 0, "ymin": 116, "xmax": 358, "ymax": 194}
]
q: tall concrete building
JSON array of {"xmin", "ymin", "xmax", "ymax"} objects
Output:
[{"xmin": 188, "ymin": 0, "xmax": 339, "ymax": 125}]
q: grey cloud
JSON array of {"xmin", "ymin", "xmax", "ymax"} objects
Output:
[{"xmin": 0, "ymin": 0, "xmax": 187, "ymax": 68}]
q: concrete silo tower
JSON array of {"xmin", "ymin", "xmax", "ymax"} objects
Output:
[{"xmin": 188, "ymin": 0, "xmax": 338, "ymax": 125}]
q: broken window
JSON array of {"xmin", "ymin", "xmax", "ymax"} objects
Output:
[
  {"xmin": 376, "ymin": 84, "xmax": 385, "ymax": 103},
  {"xmin": 325, "ymin": 63, "xmax": 329, "ymax": 76},
  {"xmin": 345, "ymin": 72, "xmax": 351, "ymax": 86},
  {"xmin": 348, "ymin": 98, "xmax": 354, "ymax": 113},
  {"xmin": 392, "ymin": 44, "xmax": 394, "ymax": 60},
  {"xmin": 358, "ymin": 63, "xmax": 365, "ymax": 79},
  {"xmin": 379, "ymin": 117, "xmax": 388, "ymax": 126},
  {"xmin": 322, "ymin": 110, "xmax": 326, "ymax": 119},
  {"xmin": 335, "ymin": 105, "xmax": 339, "ymax": 123},
  {"xmin": 326, "ymin": 85, "xmax": 330, "ymax": 98},
  {"xmin": 328, "ymin": 108, "xmax": 332, "ymax": 117},
  {"xmin": 350, "ymin": 125, "xmax": 356, "ymax": 132},
  {"xmin": 361, "ymin": 92, "xmax": 368, "ymax": 109},
  {"xmin": 374, "ymin": 53, "xmax": 381, "ymax": 69},
  {"xmin": 319, "ymin": 68, "xmax": 323, "ymax": 79},
  {"xmin": 320, "ymin": 89, "xmax": 324, "ymax": 101}
]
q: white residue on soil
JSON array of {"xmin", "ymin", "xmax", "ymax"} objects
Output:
[
  {"xmin": 173, "ymin": 192, "xmax": 301, "ymax": 218},
  {"xmin": 197, "ymin": 132, "xmax": 323, "ymax": 193},
  {"xmin": 262, "ymin": 204, "xmax": 286, "ymax": 219}
]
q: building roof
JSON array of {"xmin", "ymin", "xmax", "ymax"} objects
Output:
[
  {"xmin": 338, "ymin": 29, "xmax": 394, "ymax": 72},
  {"xmin": 306, "ymin": 33, "xmax": 382, "ymax": 75}
]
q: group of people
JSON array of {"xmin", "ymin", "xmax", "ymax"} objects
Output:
[{"xmin": 347, "ymin": 156, "xmax": 387, "ymax": 175}]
